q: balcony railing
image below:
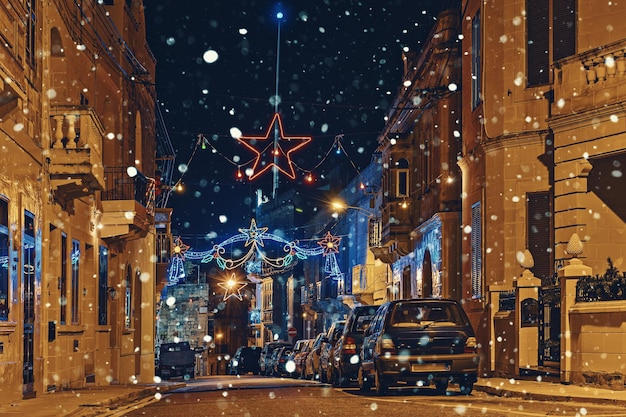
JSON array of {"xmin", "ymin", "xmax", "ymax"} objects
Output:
[
  {"xmin": 48, "ymin": 106, "xmax": 105, "ymax": 201},
  {"xmin": 102, "ymin": 167, "xmax": 155, "ymax": 215}
]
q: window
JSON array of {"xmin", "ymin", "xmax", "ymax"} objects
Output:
[
  {"xmin": 395, "ymin": 158, "xmax": 409, "ymax": 197},
  {"xmin": 0, "ymin": 198, "xmax": 8, "ymax": 320},
  {"xmin": 527, "ymin": 191, "xmax": 553, "ymax": 280},
  {"xmin": 25, "ymin": 0, "xmax": 37, "ymax": 66},
  {"xmin": 23, "ymin": 211, "xmax": 36, "ymax": 325},
  {"xmin": 471, "ymin": 10, "xmax": 482, "ymax": 108},
  {"xmin": 71, "ymin": 239, "xmax": 80, "ymax": 324},
  {"xmin": 60, "ymin": 233, "xmax": 67, "ymax": 324},
  {"xmin": 98, "ymin": 246, "xmax": 108, "ymax": 325},
  {"xmin": 471, "ymin": 202, "xmax": 482, "ymax": 299},
  {"xmin": 526, "ymin": 0, "xmax": 576, "ymax": 86},
  {"xmin": 125, "ymin": 265, "xmax": 132, "ymax": 329}
]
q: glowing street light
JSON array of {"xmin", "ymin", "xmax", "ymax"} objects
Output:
[{"xmin": 330, "ymin": 200, "xmax": 376, "ymax": 218}]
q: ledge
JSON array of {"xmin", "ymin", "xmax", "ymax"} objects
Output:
[
  {"xmin": 57, "ymin": 324, "xmax": 86, "ymax": 335},
  {"xmin": 570, "ymin": 300, "xmax": 626, "ymax": 314},
  {"xmin": 0, "ymin": 321, "xmax": 18, "ymax": 335}
]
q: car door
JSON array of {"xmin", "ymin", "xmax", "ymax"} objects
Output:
[{"xmin": 360, "ymin": 303, "xmax": 388, "ymax": 373}]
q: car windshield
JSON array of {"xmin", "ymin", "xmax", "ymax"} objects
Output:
[{"xmin": 389, "ymin": 302, "xmax": 466, "ymax": 327}]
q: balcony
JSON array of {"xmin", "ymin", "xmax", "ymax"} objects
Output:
[
  {"xmin": 155, "ymin": 208, "xmax": 173, "ymax": 293},
  {"xmin": 99, "ymin": 167, "xmax": 155, "ymax": 240},
  {"xmin": 554, "ymin": 39, "xmax": 626, "ymax": 116},
  {"xmin": 369, "ymin": 202, "xmax": 412, "ymax": 264},
  {"xmin": 48, "ymin": 107, "xmax": 105, "ymax": 204}
]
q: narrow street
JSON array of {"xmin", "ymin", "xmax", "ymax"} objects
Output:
[{"xmin": 113, "ymin": 376, "xmax": 626, "ymax": 417}]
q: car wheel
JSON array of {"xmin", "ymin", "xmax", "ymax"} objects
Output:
[
  {"xmin": 357, "ymin": 366, "xmax": 372, "ymax": 392},
  {"xmin": 374, "ymin": 368, "xmax": 388, "ymax": 395},
  {"xmin": 459, "ymin": 379, "xmax": 474, "ymax": 395},
  {"xmin": 434, "ymin": 380, "xmax": 448, "ymax": 394},
  {"xmin": 316, "ymin": 367, "xmax": 324, "ymax": 383},
  {"xmin": 327, "ymin": 366, "xmax": 335, "ymax": 385}
]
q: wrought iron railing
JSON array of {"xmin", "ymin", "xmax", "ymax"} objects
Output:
[
  {"xmin": 498, "ymin": 290, "xmax": 516, "ymax": 312},
  {"xmin": 576, "ymin": 259, "xmax": 625, "ymax": 302},
  {"xmin": 102, "ymin": 167, "xmax": 155, "ymax": 214}
]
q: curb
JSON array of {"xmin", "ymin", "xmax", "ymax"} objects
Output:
[{"xmin": 474, "ymin": 383, "xmax": 626, "ymax": 407}]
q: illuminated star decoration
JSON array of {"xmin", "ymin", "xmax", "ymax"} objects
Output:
[
  {"xmin": 239, "ymin": 218, "xmax": 269, "ymax": 247},
  {"xmin": 237, "ymin": 112, "xmax": 312, "ymax": 180},
  {"xmin": 217, "ymin": 274, "xmax": 249, "ymax": 301},
  {"xmin": 172, "ymin": 236, "xmax": 190, "ymax": 259},
  {"xmin": 317, "ymin": 231, "xmax": 341, "ymax": 256}
]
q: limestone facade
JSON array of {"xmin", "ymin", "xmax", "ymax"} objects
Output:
[{"xmin": 0, "ymin": 0, "xmax": 160, "ymax": 402}]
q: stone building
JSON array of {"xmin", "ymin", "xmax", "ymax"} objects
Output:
[
  {"xmin": 371, "ymin": 7, "xmax": 463, "ymax": 302},
  {"xmin": 0, "ymin": 0, "xmax": 166, "ymax": 402},
  {"xmin": 458, "ymin": 0, "xmax": 626, "ymax": 383}
]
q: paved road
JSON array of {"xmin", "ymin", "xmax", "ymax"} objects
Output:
[{"xmin": 113, "ymin": 376, "xmax": 626, "ymax": 417}]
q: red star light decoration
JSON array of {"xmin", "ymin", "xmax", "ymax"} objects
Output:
[
  {"xmin": 237, "ymin": 112, "xmax": 311, "ymax": 180},
  {"xmin": 317, "ymin": 231, "xmax": 341, "ymax": 256},
  {"xmin": 217, "ymin": 274, "xmax": 248, "ymax": 301}
]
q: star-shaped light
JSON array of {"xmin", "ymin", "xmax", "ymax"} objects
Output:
[
  {"xmin": 237, "ymin": 112, "xmax": 312, "ymax": 180},
  {"xmin": 239, "ymin": 218, "xmax": 269, "ymax": 247},
  {"xmin": 217, "ymin": 274, "xmax": 249, "ymax": 301},
  {"xmin": 172, "ymin": 236, "xmax": 190, "ymax": 260},
  {"xmin": 317, "ymin": 231, "xmax": 341, "ymax": 256}
]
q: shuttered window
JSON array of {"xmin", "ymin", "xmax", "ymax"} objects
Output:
[
  {"xmin": 471, "ymin": 10, "xmax": 482, "ymax": 109},
  {"xmin": 527, "ymin": 191, "xmax": 553, "ymax": 280},
  {"xmin": 471, "ymin": 202, "xmax": 482, "ymax": 299},
  {"xmin": 553, "ymin": 0, "xmax": 577, "ymax": 61},
  {"xmin": 527, "ymin": 0, "xmax": 550, "ymax": 86},
  {"xmin": 526, "ymin": 0, "xmax": 576, "ymax": 87}
]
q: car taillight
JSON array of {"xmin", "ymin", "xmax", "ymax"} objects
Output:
[
  {"xmin": 380, "ymin": 337, "xmax": 397, "ymax": 355},
  {"xmin": 464, "ymin": 336, "xmax": 477, "ymax": 354},
  {"xmin": 342, "ymin": 336, "xmax": 357, "ymax": 355}
]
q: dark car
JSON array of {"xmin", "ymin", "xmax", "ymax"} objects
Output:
[
  {"xmin": 304, "ymin": 333, "xmax": 326, "ymax": 381},
  {"xmin": 291, "ymin": 339, "xmax": 314, "ymax": 378},
  {"xmin": 358, "ymin": 299, "xmax": 479, "ymax": 395},
  {"xmin": 319, "ymin": 320, "xmax": 345, "ymax": 383},
  {"xmin": 157, "ymin": 341, "xmax": 196, "ymax": 380},
  {"xmin": 271, "ymin": 346, "xmax": 294, "ymax": 377},
  {"xmin": 327, "ymin": 305, "xmax": 379, "ymax": 386},
  {"xmin": 228, "ymin": 346, "xmax": 261, "ymax": 375},
  {"xmin": 259, "ymin": 341, "xmax": 292, "ymax": 376}
]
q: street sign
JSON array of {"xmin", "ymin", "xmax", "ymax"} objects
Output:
[{"xmin": 288, "ymin": 327, "xmax": 297, "ymax": 338}]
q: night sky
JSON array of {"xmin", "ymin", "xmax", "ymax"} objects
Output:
[{"xmin": 144, "ymin": 1, "xmax": 447, "ymax": 245}]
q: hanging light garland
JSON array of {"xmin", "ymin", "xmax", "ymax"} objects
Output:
[{"xmin": 166, "ymin": 219, "xmax": 345, "ymax": 291}]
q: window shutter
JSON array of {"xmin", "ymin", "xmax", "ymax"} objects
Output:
[
  {"xmin": 471, "ymin": 202, "xmax": 482, "ymax": 298},
  {"xmin": 527, "ymin": 191, "xmax": 553, "ymax": 280},
  {"xmin": 553, "ymin": 0, "xmax": 576, "ymax": 61},
  {"xmin": 526, "ymin": 0, "xmax": 550, "ymax": 86}
]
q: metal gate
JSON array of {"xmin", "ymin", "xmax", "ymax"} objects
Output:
[{"xmin": 538, "ymin": 285, "xmax": 561, "ymax": 366}]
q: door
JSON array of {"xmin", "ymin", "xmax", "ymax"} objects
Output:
[{"xmin": 23, "ymin": 212, "xmax": 36, "ymax": 396}]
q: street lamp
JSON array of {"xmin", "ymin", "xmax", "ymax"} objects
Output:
[{"xmin": 330, "ymin": 200, "xmax": 376, "ymax": 218}]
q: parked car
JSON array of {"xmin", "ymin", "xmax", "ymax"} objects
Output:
[
  {"xmin": 272, "ymin": 346, "xmax": 294, "ymax": 377},
  {"xmin": 291, "ymin": 338, "xmax": 314, "ymax": 378},
  {"xmin": 157, "ymin": 341, "xmax": 196, "ymax": 380},
  {"xmin": 319, "ymin": 320, "xmax": 345, "ymax": 383},
  {"xmin": 358, "ymin": 299, "xmax": 479, "ymax": 395},
  {"xmin": 327, "ymin": 305, "xmax": 380, "ymax": 386},
  {"xmin": 259, "ymin": 341, "xmax": 292, "ymax": 376},
  {"xmin": 304, "ymin": 333, "xmax": 327, "ymax": 381},
  {"xmin": 228, "ymin": 346, "xmax": 261, "ymax": 375}
]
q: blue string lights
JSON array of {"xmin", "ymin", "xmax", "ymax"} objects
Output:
[{"xmin": 166, "ymin": 219, "xmax": 345, "ymax": 294}]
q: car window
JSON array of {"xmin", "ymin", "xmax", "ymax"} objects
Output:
[
  {"xmin": 390, "ymin": 302, "xmax": 465, "ymax": 327},
  {"xmin": 354, "ymin": 315, "xmax": 373, "ymax": 332}
]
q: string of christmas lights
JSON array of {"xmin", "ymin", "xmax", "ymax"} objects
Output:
[{"xmin": 166, "ymin": 219, "xmax": 345, "ymax": 295}]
